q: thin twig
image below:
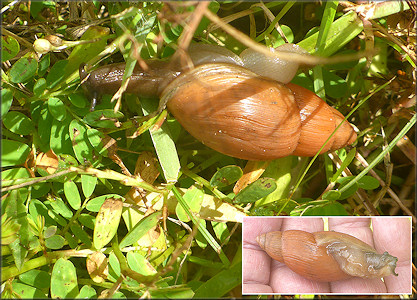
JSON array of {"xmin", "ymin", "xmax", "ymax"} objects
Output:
[
  {"xmin": 356, "ymin": 152, "xmax": 416, "ymax": 223},
  {"xmin": 1, "ymin": 169, "xmax": 75, "ymax": 192}
]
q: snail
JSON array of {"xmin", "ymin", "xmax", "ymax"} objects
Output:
[
  {"xmin": 79, "ymin": 43, "xmax": 357, "ymax": 160},
  {"xmin": 256, "ymin": 230, "xmax": 398, "ymax": 282}
]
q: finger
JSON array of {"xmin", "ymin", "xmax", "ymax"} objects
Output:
[
  {"xmin": 372, "ymin": 217, "xmax": 412, "ymax": 294},
  {"xmin": 242, "ymin": 217, "xmax": 283, "ymax": 294}
]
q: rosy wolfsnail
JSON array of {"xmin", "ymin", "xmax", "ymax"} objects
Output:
[
  {"xmin": 79, "ymin": 43, "xmax": 357, "ymax": 160},
  {"xmin": 256, "ymin": 230, "xmax": 398, "ymax": 282}
]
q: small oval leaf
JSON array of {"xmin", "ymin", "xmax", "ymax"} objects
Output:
[
  {"xmin": 119, "ymin": 211, "xmax": 162, "ymax": 248},
  {"xmin": 48, "ymin": 97, "xmax": 67, "ymax": 121},
  {"xmin": 45, "ymin": 235, "xmax": 66, "ymax": 249},
  {"xmin": 81, "ymin": 174, "xmax": 97, "ymax": 198},
  {"xmin": 9, "ymin": 57, "xmax": 37, "ymax": 83},
  {"xmin": 1, "ymin": 139, "xmax": 30, "ymax": 167},
  {"xmin": 2, "ymin": 35, "xmax": 20, "ymax": 62},
  {"xmin": 234, "ymin": 177, "xmax": 277, "ymax": 204},
  {"xmin": 93, "ymin": 198, "xmax": 123, "ymax": 250},
  {"xmin": 50, "ymin": 258, "xmax": 79, "ymax": 298},
  {"xmin": 69, "ymin": 119, "xmax": 94, "ymax": 164},
  {"xmin": 1, "ymin": 89, "xmax": 13, "ymax": 118},
  {"xmin": 176, "ymin": 186, "xmax": 204, "ymax": 222},
  {"xmin": 46, "ymin": 60, "xmax": 68, "ymax": 88},
  {"xmin": 357, "ymin": 176, "xmax": 380, "ymax": 190},
  {"xmin": 3, "ymin": 111, "xmax": 34, "ymax": 135},
  {"xmin": 322, "ymin": 190, "xmax": 342, "ymax": 201},
  {"xmin": 210, "ymin": 165, "xmax": 243, "ymax": 188},
  {"xmin": 83, "ymin": 109, "xmax": 125, "ymax": 128},
  {"xmin": 64, "ymin": 180, "xmax": 81, "ymax": 210}
]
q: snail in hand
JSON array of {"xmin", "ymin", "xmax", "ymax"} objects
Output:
[
  {"xmin": 79, "ymin": 43, "xmax": 357, "ymax": 160},
  {"xmin": 256, "ymin": 230, "xmax": 398, "ymax": 282}
]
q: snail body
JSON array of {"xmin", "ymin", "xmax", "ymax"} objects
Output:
[
  {"xmin": 256, "ymin": 230, "xmax": 398, "ymax": 282},
  {"xmin": 80, "ymin": 44, "xmax": 357, "ymax": 160}
]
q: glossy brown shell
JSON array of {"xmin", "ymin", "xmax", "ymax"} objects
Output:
[
  {"xmin": 163, "ymin": 63, "xmax": 356, "ymax": 160},
  {"xmin": 257, "ymin": 230, "xmax": 352, "ymax": 282}
]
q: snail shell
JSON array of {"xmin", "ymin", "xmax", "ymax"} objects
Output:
[
  {"xmin": 162, "ymin": 64, "xmax": 356, "ymax": 160},
  {"xmin": 256, "ymin": 230, "xmax": 398, "ymax": 282}
]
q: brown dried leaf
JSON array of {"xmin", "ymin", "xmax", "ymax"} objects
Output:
[
  {"xmin": 86, "ymin": 251, "xmax": 109, "ymax": 283},
  {"xmin": 35, "ymin": 149, "xmax": 59, "ymax": 174}
]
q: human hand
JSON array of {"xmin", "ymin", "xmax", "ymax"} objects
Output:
[{"xmin": 242, "ymin": 217, "xmax": 411, "ymax": 294}]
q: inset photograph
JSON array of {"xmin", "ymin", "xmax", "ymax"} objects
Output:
[{"xmin": 242, "ymin": 216, "xmax": 412, "ymax": 295}]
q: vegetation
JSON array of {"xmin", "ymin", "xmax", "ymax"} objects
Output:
[{"xmin": 1, "ymin": 1, "xmax": 415, "ymax": 298}]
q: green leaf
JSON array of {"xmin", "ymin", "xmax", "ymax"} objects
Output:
[
  {"xmin": 141, "ymin": 98, "xmax": 180, "ymax": 183},
  {"xmin": 212, "ymin": 221, "xmax": 230, "ymax": 243},
  {"xmin": 86, "ymin": 128, "xmax": 109, "ymax": 156},
  {"xmin": 81, "ymin": 174, "xmax": 97, "ymax": 198},
  {"xmin": 86, "ymin": 194, "xmax": 124, "ymax": 212},
  {"xmin": 48, "ymin": 97, "xmax": 67, "ymax": 121},
  {"xmin": 4, "ymin": 190, "xmax": 29, "ymax": 269},
  {"xmin": 369, "ymin": 1, "xmax": 411, "ymax": 19},
  {"xmin": 2, "ymin": 35, "xmax": 20, "ymax": 62},
  {"xmin": 298, "ymin": 11, "xmax": 363, "ymax": 56},
  {"xmin": 126, "ymin": 252, "xmax": 157, "ymax": 276},
  {"xmin": 93, "ymin": 198, "xmax": 123, "ymax": 250},
  {"xmin": 3, "ymin": 111, "xmax": 34, "ymax": 135},
  {"xmin": 64, "ymin": 180, "xmax": 81, "ymax": 210},
  {"xmin": 50, "ymin": 116, "xmax": 73, "ymax": 155},
  {"xmin": 19, "ymin": 269, "xmax": 51, "ymax": 289},
  {"xmin": 11, "ymin": 282, "xmax": 47, "ymax": 299},
  {"xmin": 195, "ymin": 219, "xmax": 208, "ymax": 248},
  {"xmin": 50, "ymin": 258, "xmax": 79, "ymax": 298},
  {"xmin": 150, "ymin": 286, "xmax": 194, "ymax": 299},
  {"xmin": 331, "ymin": 148, "xmax": 356, "ymax": 182},
  {"xmin": 38, "ymin": 54, "xmax": 50, "ymax": 77},
  {"xmin": 194, "ymin": 262, "xmax": 241, "ymax": 298},
  {"xmin": 33, "ymin": 78, "xmax": 47, "ymax": 97},
  {"xmin": 1, "ymin": 214, "xmax": 20, "ymax": 245},
  {"xmin": 78, "ymin": 214, "xmax": 95, "ymax": 230},
  {"xmin": 1, "ymin": 89, "xmax": 13, "ymax": 119},
  {"xmin": 210, "ymin": 165, "xmax": 243, "ymax": 188},
  {"xmin": 255, "ymin": 157, "xmax": 294, "ymax": 208},
  {"xmin": 119, "ymin": 211, "xmax": 162, "ymax": 248},
  {"xmin": 76, "ymin": 285, "xmax": 97, "ymax": 299},
  {"xmin": 29, "ymin": 199, "xmax": 57, "ymax": 226},
  {"xmin": 83, "ymin": 109, "xmax": 125, "ymax": 128},
  {"xmin": 322, "ymin": 190, "xmax": 341, "ymax": 201},
  {"xmin": 339, "ymin": 182, "xmax": 359, "ymax": 199},
  {"xmin": 1, "ymin": 139, "xmax": 30, "ymax": 167},
  {"xmin": 46, "ymin": 60, "xmax": 68, "ymax": 88},
  {"xmin": 302, "ymin": 201, "xmax": 349, "ymax": 216},
  {"xmin": 175, "ymin": 186, "xmax": 204, "ymax": 222},
  {"xmin": 44, "ymin": 225, "xmax": 57, "ymax": 238},
  {"xmin": 70, "ymin": 224, "xmax": 92, "ymax": 248},
  {"xmin": 37, "ymin": 106, "xmax": 53, "ymax": 151},
  {"xmin": 234, "ymin": 177, "xmax": 277, "ymax": 204},
  {"xmin": 357, "ymin": 176, "xmax": 380, "ymax": 190},
  {"xmin": 323, "ymin": 68, "xmax": 348, "ymax": 98},
  {"xmin": 65, "ymin": 230, "xmax": 78, "ymax": 249},
  {"xmin": 47, "ymin": 196, "xmax": 73, "ymax": 219},
  {"xmin": 45, "ymin": 235, "xmax": 66, "ymax": 249},
  {"xmin": 9, "ymin": 56, "xmax": 38, "ymax": 83},
  {"xmin": 68, "ymin": 93, "xmax": 87, "ymax": 108},
  {"xmin": 1, "ymin": 167, "xmax": 31, "ymax": 181},
  {"xmin": 66, "ymin": 26, "xmax": 111, "ymax": 77},
  {"xmin": 69, "ymin": 119, "xmax": 94, "ymax": 165}
]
